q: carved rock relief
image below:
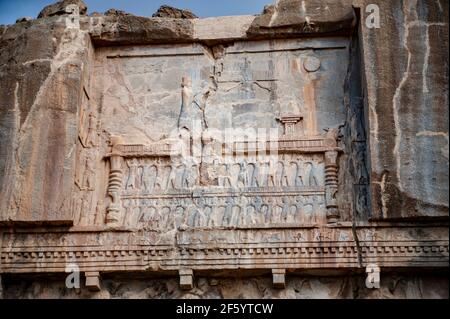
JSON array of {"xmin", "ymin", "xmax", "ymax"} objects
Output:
[{"xmin": 70, "ymin": 38, "xmax": 356, "ymax": 228}]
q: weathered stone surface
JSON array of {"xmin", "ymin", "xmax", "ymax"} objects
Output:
[
  {"xmin": 152, "ymin": 5, "xmax": 198, "ymax": 19},
  {"xmin": 0, "ymin": 0, "xmax": 448, "ymax": 299},
  {"xmin": 2, "ymin": 273, "xmax": 448, "ymax": 299},
  {"xmin": 193, "ymin": 16, "xmax": 255, "ymax": 42},
  {"xmin": 15, "ymin": 17, "xmax": 33, "ymax": 23},
  {"xmin": 0, "ymin": 18, "xmax": 88, "ymax": 225},
  {"xmin": 359, "ymin": 0, "xmax": 449, "ymax": 220},
  {"xmin": 37, "ymin": 0, "xmax": 87, "ymax": 19},
  {"xmin": 247, "ymin": 0, "xmax": 356, "ymax": 38},
  {"xmin": 90, "ymin": 15, "xmax": 194, "ymax": 46},
  {"xmin": 103, "ymin": 9, "xmax": 131, "ymax": 17}
]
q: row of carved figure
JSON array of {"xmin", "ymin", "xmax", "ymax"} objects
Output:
[
  {"xmin": 122, "ymin": 195, "xmax": 326, "ymax": 229},
  {"xmin": 123, "ymin": 157, "xmax": 325, "ymax": 192}
]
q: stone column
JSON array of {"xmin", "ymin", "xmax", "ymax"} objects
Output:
[
  {"xmin": 325, "ymin": 150, "xmax": 340, "ymax": 223},
  {"xmin": 106, "ymin": 136, "xmax": 124, "ymax": 226}
]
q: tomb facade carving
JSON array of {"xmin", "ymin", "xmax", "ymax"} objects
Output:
[{"xmin": 0, "ymin": 0, "xmax": 447, "ymax": 298}]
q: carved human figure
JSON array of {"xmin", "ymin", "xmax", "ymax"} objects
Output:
[
  {"xmin": 338, "ymin": 231, "xmax": 350, "ymax": 242},
  {"xmin": 267, "ymin": 161, "xmax": 277, "ymax": 187},
  {"xmin": 209, "ymin": 206, "xmax": 225, "ymax": 227},
  {"xmin": 160, "ymin": 206, "xmax": 172, "ymax": 230},
  {"xmin": 188, "ymin": 208, "xmax": 205, "ymax": 227},
  {"xmin": 74, "ymin": 195, "xmax": 83, "ymax": 224},
  {"xmin": 295, "ymin": 196, "xmax": 304, "ymax": 217},
  {"xmin": 259, "ymin": 161, "xmax": 270, "ymax": 187},
  {"xmin": 207, "ymin": 158, "xmax": 220, "ymax": 185},
  {"xmin": 270, "ymin": 205, "xmax": 283, "ymax": 223},
  {"xmin": 130, "ymin": 202, "xmax": 141, "ymax": 227},
  {"xmin": 260, "ymin": 204, "xmax": 269, "ymax": 224},
  {"xmin": 286, "ymin": 205, "xmax": 298, "ymax": 223},
  {"xmin": 137, "ymin": 206, "xmax": 152, "ymax": 226},
  {"xmin": 144, "ymin": 207, "xmax": 160, "ymax": 229},
  {"xmin": 295, "ymin": 158, "xmax": 305, "ymax": 186},
  {"xmin": 218, "ymin": 163, "xmax": 232, "ymax": 188},
  {"xmin": 281, "ymin": 161, "xmax": 290, "ymax": 187},
  {"xmin": 280, "ymin": 197, "xmax": 290, "ymax": 222},
  {"xmin": 230, "ymin": 205, "xmax": 241, "ymax": 226},
  {"xmin": 303, "ymin": 203, "xmax": 315, "ymax": 224},
  {"xmin": 304, "ymin": 162, "xmax": 318, "ymax": 187},
  {"xmin": 313, "ymin": 196, "xmax": 325, "ymax": 223},
  {"xmin": 203, "ymin": 206, "xmax": 212, "ymax": 225},
  {"xmin": 156, "ymin": 164, "xmax": 171, "ymax": 191},
  {"xmin": 276, "ymin": 161, "xmax": 285, "ymax": 186},
  {"xmin": 178, "ymin": 76, "xmax": 206, "ymax": 132},
  {"xmin": 230, "ymin": 163, "xmax": 241, "ymax": 187},
  {"xmin": 248, "ymin": 162, "xmax": 259, "ymax": 187},
  {"xmin": 126, "ymin": 158, "xmax": 140, "ymax": 190},
  {"xmin": 179, "ymin": 76, "xmax": 194, "ymax": 129},
  {"xmin": 174, "ymin": 162, "xmax": 186, "ymax": 189},
  {"xmin": 166, "ymin": 164, "xmax": 177, "ymax": 190},
  {"xmin": 192, "ymin": 164, "xmax": 201, "ymax": 188},
  {"xmin": 82, "ymin": 149, "xmax": 96, "ymax": 190},
  {"xmin": 236, "ymin": 162, "xmax": 248, "ymax": 188},
  {"xmin": 313, "ymin": 229, "xmax": 322, "ymax": 241},
  {"xmin": 94, "ymin": 199, "xmax": 104, "ymax": 225},
  {"xmin": 289, "ymin": 161, "xmax": 299, "ymax": 187},
  {"xmin": 244, "ymin": 205, "xmax": 257, "ymax": 225},
  {"xmin": 142, "ymin": 164, "xmax": 158, "ymax": 193},
  {"xmin": 79, "ymin": 194, "xmax": 91, "ymax": 225},
  {"xmin": 315, "ymin": 195, "xmax": 326, "ymax": 215},
  {"xmin": 84, "ymin": 113, "xmax": 97, "ymax": 147},
  {"xmin": 222, "ymin": 204, "xmax": 234, "ymax": 226},
  {"xmin": 122, "ymin": 199, "xmax": 133, "ymax": 225},
  {"xmin": 173, "ymin": 206, "xmax": 186, "ymax": 228}
]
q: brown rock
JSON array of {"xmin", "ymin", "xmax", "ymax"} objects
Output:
[
  {"xmin": 15, "ymin": 17, "xmax": 33, "ymax": 23},
  {"xmin": 0, "ymin": 18, "xmax": 87, "ymax": 225},
  {"xmin": 152, "ymin": 5, "xmax": 198, "ymax": 19},
  {"xmin": 104, "ymin": 9, "xmax": 131, "ymax": 17},
  {"xmin": 90, "ymin": 14, "xmax": 194, "ymax": 46},
  {"xmin": 0, "ymin": 0, "xmax": 447, "ymax": 299},
  {"xmin": 37, "ymin": 0, "xmax": 87, "ymax": 19},
  {"xmin": 247, "ymin": 0, "xmax": 356, "ymax": 38}
]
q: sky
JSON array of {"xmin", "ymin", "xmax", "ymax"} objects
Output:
[{"xmin": 0, "ymin": 0, "xmax": 274, "ymax": 25}]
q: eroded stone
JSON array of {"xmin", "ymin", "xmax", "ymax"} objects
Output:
[
  {"xmin": 152, "ymin": 5, "xmax": 198, "ymax": 19},
  {"xmin": 0, "ymin": 0, "xmax": 447, "ymax": 299},
  {"xmin": 37, "ymin": 0, "xmax": 87, "ymax": 19}
]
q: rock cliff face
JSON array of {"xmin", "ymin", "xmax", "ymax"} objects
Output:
[{"xmin": 0, "ymin": 0, "xmax": 448, "ymax": 299}]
